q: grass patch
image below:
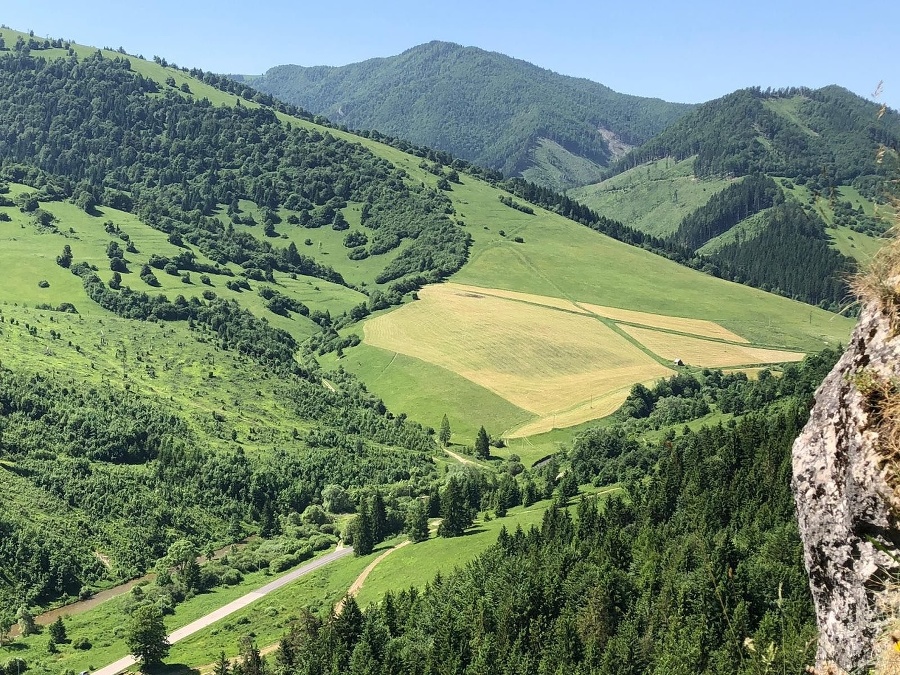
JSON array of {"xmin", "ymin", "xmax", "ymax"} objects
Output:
[
  {"xmin": 320, "ymin": 342, "xmax": 535, "ymax": 441},
  {"xmin": 448, "ymin": 182, "xmax": 853, "ymax": 352},
  {"xmin": 520, "ymin": 137, "xmax": 606, "ymax": 192},
  {"xmin": 568, "ymin": 157, "xmax": 734, "ymax": 237}
]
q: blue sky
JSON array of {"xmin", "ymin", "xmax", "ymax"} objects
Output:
[{"xmin": 5, "ymin": 0, "xmax": 899, "ymax": 108}]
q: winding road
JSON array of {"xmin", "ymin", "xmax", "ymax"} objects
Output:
[{"xmin": 91, "ymin": 546, "xmax": 354, "ymax": 675}]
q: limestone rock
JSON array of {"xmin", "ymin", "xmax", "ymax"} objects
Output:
[{"xmin": 792, "ymin": 301, "xmax": 900, "ymax": 672}]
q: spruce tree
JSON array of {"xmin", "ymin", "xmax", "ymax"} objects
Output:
[
  {"xmin": 213, "ymin": 651, "xmax": 230, "ymax": 675},
  {"xmin": 406, "ymin": 499, "xmax": 430, "ymax": 542},
  {"xmin": 353, "ymin": 500, "xmax": 374, "ymax": 556},
  {"xmin": 49, "ymin": 616, "xmax": 67, "ymax": 644},
  {"xmin": 439, "ymin": 414, "xmax": 451, "ymax": 447},
  {"xmin": 438, "ymin": 479, "xmax": 472, "ymax": 537},
  {"xmin": 371, "ymin": 492, "xmax": 387, "ymax": 543},
  {"xmin": 475, "ymin": 426, "xmax": 490, "ymax": 460}
]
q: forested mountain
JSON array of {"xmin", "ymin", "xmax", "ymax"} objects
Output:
[
  {"xmin": 571, "ymin": 86, "xmax": 900, "ymax": 309},
  {"xmin": 238, "ymin": 41, "xmax": 692, "ymax": 191},
  {"xmin": 609, "ymin": 86, "xmax": 900, "ymax": 181}
]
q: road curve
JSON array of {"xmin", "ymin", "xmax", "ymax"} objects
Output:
[{"xmin": 91, "ymin": 546, "xmax": 354, "ymax": 675}]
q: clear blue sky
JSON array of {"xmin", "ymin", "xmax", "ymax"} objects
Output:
[{"xmin": 5, "ymin": 0, "xmax": 899, "ymax": 109}]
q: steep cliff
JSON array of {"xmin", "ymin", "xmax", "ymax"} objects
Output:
[{"xmin": 792, "ymin": 249, "xmax": 900, "ymax": 672}]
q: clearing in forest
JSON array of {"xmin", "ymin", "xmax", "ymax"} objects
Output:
[{"xmin": 363, "ymin": 284, "xmax": 671, "ymax": 428}]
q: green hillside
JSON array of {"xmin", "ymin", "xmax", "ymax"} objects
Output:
[
  {"xmin": 569, "ymin": 87, "xmax": 899, "ymax": 307},
  {"xmin": 238, "ymin": 41, "xmax": 692, "ymax": 191},
  {"xmin": 569, "ymin": 157, "xmax": 734, "ymax": 237},
  {"xmin": 0, "ymin": 27, "xmax": 471, "ymax": 619},
  {"xmin": 0, "ymin": 27, "xmax": 859, "ymax": 663}
]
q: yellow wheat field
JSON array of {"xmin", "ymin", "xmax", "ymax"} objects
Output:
[
  {"xmin": 443, "ymin": 283, "xmax": 590, "ymax": 314},
  {"xmin": 363, "ymin": 284, "xmax": 671, "ymax": 418},
  {"xmin": 619, "ymin": 325, "xmax": 805, "ymax": 368},
  {"xmin": 506, "ymin": 384, "xmax": 642, "ymax": 438},
  {"xmin": 578, "ymin": 302, "xmax": 749, "ymax": 342}
]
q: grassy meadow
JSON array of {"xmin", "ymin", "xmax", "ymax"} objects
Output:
[{"xmin": 568, "ymin": 157, "xmax": 734, "ymax": 237}]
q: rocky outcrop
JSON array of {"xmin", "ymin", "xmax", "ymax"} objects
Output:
[{"xmin": 792, "ymin": 301, "xmax": 900, "ymax": 672}]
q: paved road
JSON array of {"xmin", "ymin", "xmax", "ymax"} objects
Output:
[{"xmin": 92, "ymin": 546, "xmax": 354, "ymax": 675}]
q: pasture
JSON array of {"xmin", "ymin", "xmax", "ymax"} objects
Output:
[
  {"xmin": 568, "ymin": 157, "xmax": 734, "ymax": 237},
  {"xmin": 362, "ymin": 284, "xmax": 672, "ymax": 428}
]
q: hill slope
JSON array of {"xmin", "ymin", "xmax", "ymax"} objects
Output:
[
  {"xmin": 571, "ymin": 87, "xmax": 900, "ymax": 306},
  {"xmin": 239, "ymin": 41, "xmax": 692, "ymax": 190},
  {"xmin": 0, "ymin": 27, "xmax": 855, "ymax": 619}
]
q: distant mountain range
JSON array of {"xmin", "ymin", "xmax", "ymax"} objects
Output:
[{"xmin": 235, "ymin": 41, "xmax": 693, "ymax": 191}]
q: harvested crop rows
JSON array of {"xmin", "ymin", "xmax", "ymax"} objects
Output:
[
  {"xmin": 362, "ymin": 282, "xmax": 810, "ymax": 434},
  {"xmin": 363, "ymin": 284, "xmax": 671, "ymax": 418},
  {"xmin": 619, "ymin": 325, "xmax": 805, "ymax": 368}
]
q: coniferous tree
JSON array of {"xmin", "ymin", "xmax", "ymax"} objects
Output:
[
  {"xmin": 48, "ymin": 616, "xmax": 67, "ymax": 644},
  {"xmin": 406, "ymin": 499, "xmax": 429, "ymax": 542},
  {"xmin": 212, "ymin": 651, "xmax": 230, "ymax": 675},
  {"xmin": 353, "ymin": 500, "xmax": 375, "ymax": 556},
  {"xmin": 474, "ymin": 426, "xmax": 490, "ymax": 460},
  {"xmin": 439, "ymin": 414, "xmax": 451, "ymax": 447},
  {"xmin": 371, "ymin": 492, "xmax": 387, "ymax": 544},
  {"xmin": 438, "ymin": 478, "xmax": 472, "ymax": 537}
]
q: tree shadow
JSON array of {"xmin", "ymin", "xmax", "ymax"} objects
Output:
[
  {"xmin": 461, "ymin": 527, "xmax": 487, "ymax": 536},
  {"xmin": 1, "ymin": 642, "xmax": 29, "ymax": 652},
  {"xmin": 145, "ymin": 662, "xmax": 199, "ymax": 675}
]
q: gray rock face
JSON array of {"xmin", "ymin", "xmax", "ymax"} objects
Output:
[{"xmin": 792, "ymin": 302, "xmax": 900, "ymax": 672}]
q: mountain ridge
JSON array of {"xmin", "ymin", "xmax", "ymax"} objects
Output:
[{"xmin": 238, "ymin": 40, "xmax": 692, "ymax": 191}]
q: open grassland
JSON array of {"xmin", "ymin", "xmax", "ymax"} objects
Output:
[
  {"xmin": 619, "ymin": 325, "xmax": 806, "ymax": 368},
  {"xmin": 445, "ymin": 282, "xmax": 589, "ymax": 314},
  {"xmin": 504, "ymin": 385, "xmax": 638, "ymax": 438},
  {"xmin": 362, "ymin": 284, "xmax": 671, "ymax": 420},
  {"xmin": 0, "ymin": 187, "xmax": 367, "ymax": 341},
  {"xmin": 448, "ymin": 180, "xmax": 853, "ymax": 352},
  {"xmin": 319, "ymin": 342, "xmax": 535, "ymax": 441},
  {"xmin": 568, "ymin": 157, "xmax": 734, "ymax": 237}
]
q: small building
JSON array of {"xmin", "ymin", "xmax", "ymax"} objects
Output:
[{"xmin": 673, "ymin": 358, "xmax": 684, "ymax": 367}]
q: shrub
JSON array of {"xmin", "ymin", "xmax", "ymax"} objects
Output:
[{"xmin": 72, "ymin": 636, "xmax": 91, "ymax": 650}]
